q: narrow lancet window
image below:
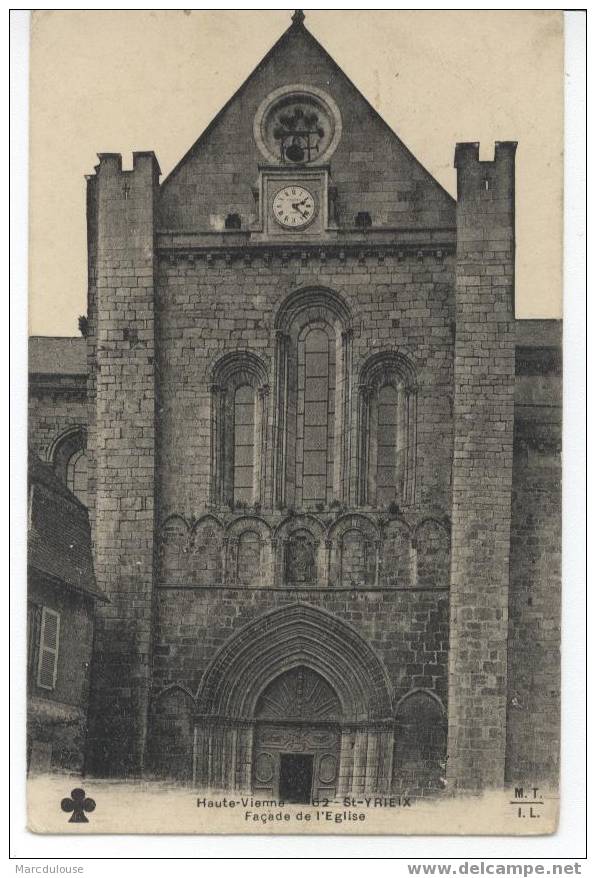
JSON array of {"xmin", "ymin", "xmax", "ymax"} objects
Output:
[
  {"xmin": 376, "ymin": 384, "xmax": 400, "ymax": 507},
  {"xmin": 357, "ymin": 352, "xmax": 416, "ymax": 508},
  {"xmin": 233, "ymin": 385, "xmax": 255, "ymax": 505},
  {"xmin": 298, "ymin": 326, "xmax": 335, "ymax": 507},
  {"xmin": 66, "ymin": 449, "xmax": 89, "ymax": 506}
]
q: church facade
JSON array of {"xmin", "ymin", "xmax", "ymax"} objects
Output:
[{"xmin": 28, "ymin": 12, "xmax": 561, "ymax": 800}]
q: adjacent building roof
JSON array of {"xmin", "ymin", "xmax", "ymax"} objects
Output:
[
  {"xmin": 28, "ymin": 322, "xmax": 562, "ymax": 378},
  {"xmin": 29, "ymin": 336, "xmax": 87, "ymax": 375},
  {"xmin": 28, "ymin": 454, "xmax": 105, "ymax": 601}
]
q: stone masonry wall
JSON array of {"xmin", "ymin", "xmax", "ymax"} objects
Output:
[
  {"xmin": 447, "ymin": 142, "xmax": 517, "ymax": 792},
  {"xmin": 506, "ymin": 355, "xmax": 562, "ymax": 787},
  {"xmin": 158, "ymin": 20, "xmax": 454, "ymax": 234},
  {"xmin": 152, "ymin": 589, "xmax": 449, "ymax": 708},
  {"xmin": 28, "ymin": 379, "xmax": 87, "ymax": 462},
  {"xmin": 150, "ymin": 244, "xmax": 456, "ymax": 786},
  {"xmin": 85, "ymin": 173, "xmax": 99, "ymax": 534},
  {"xmin": 155, "ymin": 251, "xmax": 455, "ymax": 523}
]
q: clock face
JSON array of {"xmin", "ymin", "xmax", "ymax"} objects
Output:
[{"xmin": 272, "ymin": 185, "xmax": 317, "ymax": 229}]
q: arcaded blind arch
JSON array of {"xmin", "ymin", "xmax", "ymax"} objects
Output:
[
  {"xmin": 210, "ymin": 352, "xmax": 269, "ymax": 508},
  {"xmin": 357, "ymin": 352, "xmax": 417, "ymax": 508},
  {"xmin": 273, "ymin": 288, "xmax": 352, "ymax": 510}
]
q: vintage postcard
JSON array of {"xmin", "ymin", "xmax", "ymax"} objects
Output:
[{"xmin": 25, "ymin": 9, "xmax": 564, "ymax": 836}]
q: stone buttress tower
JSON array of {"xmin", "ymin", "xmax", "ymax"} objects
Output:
[
  {"xmin": 447, "ymin": 142, "xmax": 518, "ymax": 792},
  {"xmin": 85, "ymin": 152, "xmax": 160, "ymax": 776}
]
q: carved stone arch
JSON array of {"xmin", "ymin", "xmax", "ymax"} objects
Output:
[
  {"xmin": 46, "ymin": 424, "xmax": 87, "ymax": 465},
  {"xmin": 381, "ymin": 517, "xmax": 414, "ymax": 588},
  {"xmin": 47, "ymin": 425, "xmax": 89, "ymax": 505},
  {"xmin": 209, "ymin": 349, "xmax": 270, "ymax": 386},
  {"xmin": 393, "ymin": 689, "xmax": 447, "ymax": 796},
  {"xmin": 274, "ymin": 512, "xmax": 326, "ymax": 542},
  {"xmin": 225, "ymin": 514, "xmax": 272, "ymax": 539},
  {"xmin": 159, "ymin": 513, "xmax": 190, "ymax": 534},
  {"xmin": 327, "ymin": 513, "xmax": 379, "ymax": 589},
  {"xmin": 191, "ymin": 512, "xmax": 225, "ymax": 532},
  {"xmin": 225, "ymin": 515, "xmax": 273, "ymax": 587},
  {"xmin": 196, "ymin": 602, "xmax": 392, "ymax": 720},
  {"xmin": 255, "ymin": 666, "xmax": 342, "ymax": 722},
  {"xmin": 412, "ymin": 516, "xmax": 451, "ymax": 545},
  {"xmin": 209, "ymin": 351, "xmax": 269, "ymax": 509},
  {"xmin": 356, "ymin": 350, "xmax": 418, "ymax": 509},
  {"xmin": 395, "ymin": 688, "xmax": 446, "ymax": 716},
  {"xmin": 158, "ymin": 514, "xmax": 190, "ymax": 585},
  {"xmin": 147, "ymin": 684, "xmax": 196, "ymax": 781},
  {"xmin": 272, "ymin": 287, "xmax": 353, "ymax": 510},
  {"xmin": 327, "ymin": 512, "xmax": 379, "ymax": 543},
  {"xmin": 413, "ymin": 518, "xmax": 451, "ymax": 589},
  {"xmin": 188, "ymin": 514, "xmax": 224, "ymax": 586},
  {"xmin": 356, "ymin": 349, "xmax": 417, "ymax": 391},
  {"xmin": 194, "ymin": 603, "xmax": 394, "ymax": 793},
  {"xmin": 153, "ymin": 682, "xmax": 196, "ymax": 704},
  {"xmin": 273, "ymin": 285, "xmax": 352, "ymax": 334}
]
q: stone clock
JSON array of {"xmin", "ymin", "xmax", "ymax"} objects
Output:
[
  {"xmin": 252, "ymin": 168, "xmax": 335, "ymax": 239},
  {"xmin": 272, "ymin": 184, "xmax": 317, "ymax": 229}
]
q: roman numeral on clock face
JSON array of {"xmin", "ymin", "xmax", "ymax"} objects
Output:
[{"xmin": 272, "ymin": 185, "xmax": 316, "ymax": 229}]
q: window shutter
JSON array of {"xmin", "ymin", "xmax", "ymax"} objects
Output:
[
  {"xmin": 37, "ymin": 607, "xmax": 60, "ymax": 690},
  {"xmin": 27, "ymin": 603, "xmax": 41, "ymax": 680}
]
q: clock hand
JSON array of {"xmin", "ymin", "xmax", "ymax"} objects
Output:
[{"xmin": 291, "ymin": 203, "xmax": 308, "ymax": 218}]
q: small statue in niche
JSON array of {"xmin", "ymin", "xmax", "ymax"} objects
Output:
[{"xmin": 285, "ymin": 532, "xmax": 316, "ymax": 584}]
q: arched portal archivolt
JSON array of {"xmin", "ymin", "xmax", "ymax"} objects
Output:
[
  {"xmin": 196, "ymin": 602, "xmax": 391, "ymax": 722},
  {"xmin": 194, "ymin": 603, "xmax": 394, "ymax": 795}
]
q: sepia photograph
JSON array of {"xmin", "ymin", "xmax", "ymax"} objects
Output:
[{"xmin": 18, "ymin": 8, "xmax": 578, "ymax": 846}]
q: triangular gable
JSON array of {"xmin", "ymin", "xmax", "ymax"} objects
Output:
[{"xmin": 159, "ymin": 15, "xmax": 455, "ymax": 232}]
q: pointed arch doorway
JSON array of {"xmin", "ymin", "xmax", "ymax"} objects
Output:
[
  {"xmin": 194, "ymin": 603, "xmax": 395, "ymax": 796},
  {"xmin": 252, "ymin": 666, "xmax": 341, "ymax": 802}
]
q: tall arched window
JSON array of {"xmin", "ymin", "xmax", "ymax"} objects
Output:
[
  {"xmin": 274, "ymin": 288, "xmax": 352, "ymax": 510},
  {"xmin": 211, "ymin": 352, "xmax": 268, "ymax": 509},
  {"xmin": 376, "ymin": 384, "xmax": 401, "ymax": 507},
  {"xmin": 357, "ymin": 353, "xmax": 417, "ymax": 508},
  {"xmin": 66, "ymin": 448, "xmax": 89, "ymax": 507},
  {"xmin": 49, "ymin": 427, "xmax": 89, "ymax": 507},
  {"xmin": 233, "ymin": 385, "xmax": 256, "ymax": 505},
  {"xmin": 298, "ymin": 325, "xmax": 335, "ymax": 507}
]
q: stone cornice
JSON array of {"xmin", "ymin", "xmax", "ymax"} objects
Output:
[{"xmin": 156, "ymin": 231, "xmax": 456, "ymax": 266}]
